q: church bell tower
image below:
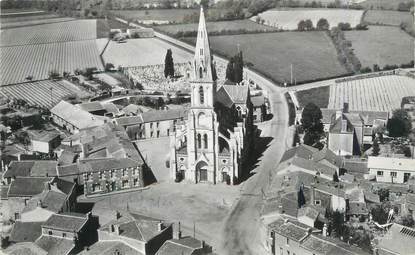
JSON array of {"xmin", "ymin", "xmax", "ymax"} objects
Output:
[{"xmin": 186, "ymin": 6, "xmax": 219, "ymax": 184}]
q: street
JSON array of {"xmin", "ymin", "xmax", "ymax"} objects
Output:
[{"xmin": 220, "ymin": 80, "xmax": 290, "ymax": 254}]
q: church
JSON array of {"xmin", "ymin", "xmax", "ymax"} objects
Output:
[{"xmin": 169, "ymin": 7, "xmax": 254, "ymax": 185}]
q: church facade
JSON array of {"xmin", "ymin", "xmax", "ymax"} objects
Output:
[{"xmin": 169, "ymin": 7, "xmax": 253, "ymax": 185}]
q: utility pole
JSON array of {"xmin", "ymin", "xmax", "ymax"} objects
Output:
[{"xmin": 290, "ymin": 64, "xmax": 293, "ymax": 85}]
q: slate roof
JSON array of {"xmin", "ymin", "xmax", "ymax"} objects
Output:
[
  {"xmin": 101, "ymin": 212, "xmax": 168, "ymax": 242},
  {"xmin": 221, "ymin": 85, "xmax": 248, "ymax": 104},
  {"xmin": 28, "ymin": 161, "xmax": 58, "ymax": 177},
  {"xmin": 78, "ymin": 158, "xmax": 140, "ymax": 173},
  {"xmin": 156, "ymin": 236, "xmax": 203, "ymax": 255},
  {"xmin": 330, "ymin": 115, "xmax": 354, "ymax": 133},
  {"xmin": 8, "ymin": 177, "xmax": 53, "ymax": 197},
  {"xmin": 42, "ymin": 213, "xmax": 88, "ymax": 232},
  {"xmin": 50, "ymin": 100, "xmax": 105, "ymax": 130},
  {"xmin": 140, "ymin": 108, "xmax": 187, "ymax": 123},
  {"xmin": 9, "ymin": 221, "xmax": 43, "ymax": 243},
  {"xmin": 57, "ymin": 164, "xmax": 80, "ymax": 176},
  {"xmin": 35, "ymin": 236, "xmax": 75, "ymax": 255},
  {"xmin": 376, "ymin": 224, "xmax": 415, "ymax": 254}
]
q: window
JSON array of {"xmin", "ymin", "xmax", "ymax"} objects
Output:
[
  {"xmin": 203, "ymin": 134, "xmax": 208, "ymax": 149},
  {"xmin": 62, "ymin": 233, "xmax": 66, "ymax": 238},
  {"xmin": 122, "ymin": 180, "xmax": 129, "ymax": 188},
  {"xmin": 286, "ymin": 238, "xmax": 289, "ymax": 246},
  {"xmin": 199, "ymin": 67, "xmax": 203, "ymax": 79},
  {"xmin": 134, "ymin": 178, "xmax": 138, "ymax": 186},
  {"xmin": 167, "ymin": 129, "xmax": 170, "ymax": 136},
  {"xmin": 377, "ymin": 171, "xmax": 384, "ymax": 176},
  {"xmin": 157, "ymin": 131, "xmax": 160, "ymax": 138},
  {"xmin": 123, "ymin": 169, "xmax": 126, "ymax": 176},
  {"xmin": 200, "ymin": 48, "xmax": 203, "ymax": 55},
  {"xmin": 197, "ymin": 134, "xmax": 202, "ymax": 148},
  {"xmin": 150, "ymin": 131, "xmax": 154, "ymax": 138},
  {"xmin": 48, "ymin": 231, "xmax": 53, "ymax": 235},
  {"xmin": 110, "ymin": 170, "xmax": 114, "ymax": 178},
  {"xmin": 280, "ymin": 247, "xmax": 283, "ymax": 255},
  {"xmin": 314, "ymin": 200, "xmax": 321, "ymax": 206},
  {"xmin": 287, "ymin": 251, "xmax": 290, "ymax": 255},
  {"xmin": 199, "ymin": 86, "xmax": 204, "ymax": 104},
  {"xmin": 157, "ymin": 122, "xmax": 159, "ymax": 128},
  {"xmin": 99, "ymin": 172, "xmax": 103, "ymax": 179},
  {"xmin": 391, "ymin": 172, "xmax": 397, "ymax": 177}
]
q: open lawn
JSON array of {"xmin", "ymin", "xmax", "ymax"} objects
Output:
[
  {"xmin": 295, "ymin": 86, "xmax": 330, "ymax": 108},
  {"xmin": 344, "ymin": 26, "xmax": 414, "ymax": 68},
  {"xmin": 328, "ymin": 75, "xmax": 415, "ymax": 112},
  {"xmin": 252, "ymin": 8, "xmax": 364, "ymax": 30},
  {"xmin": 87, "ymin": 182, "xmax": 239, "ymax": 251},
  {"xmin": 188, "ymin": 32, "xmax": 348, "ymax": 84},
  {"xmin": 111, "ymin": 9, "xmax": 199, "ymax": 23},
  {"xmin": 364, "ymin": 10, "xmax": 414, "ymax": 26},
  {"xmin": 102, "ymin": 38, "xmax": 192, "ymax": 67},
  {"xmin": 156, "ymin": 19, "xmax": 278, "ymax": 36},
  {"xmin": 357, "ymin": 0, "xmax": 413, "ymax": 10}
]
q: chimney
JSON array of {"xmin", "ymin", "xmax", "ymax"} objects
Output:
[
  {"xmin": 115, "ymin": 211, "xmax": 121, "ymax": 220},
  {"xmin": 310, "ymin": 184, "xmax": 315, "ymax": 205},
  {"xmin": 322, "ymin": 223, "xmax": 328, "ymax": 237},
  {"xmin": 44, "ymin": 182, "xmax": 51, "ymax": 191},
  {"xmin": 175, "ymin": 222, "xmax": 182, "ymax": 239},
  {"xmin": 157, "ymin": 222, "xmax": 164, "ymax": 232},
  {"xmin": 341, "ymin": 118, "xmax": 348, "ymax": 133},
  {"xmin": 17, "ymin": 153, "xmax": 21, "ymax": 161},
  {"xmin": 343, "ymin": 102, "xmax": 349, "ymax": 113},
  {"xmin": 202, "ymin": 240, "xmax": 205, "ymax": 248},
  {"xmin": 114, "ymin": 224, "xmax": 120, "ymax": 235}
]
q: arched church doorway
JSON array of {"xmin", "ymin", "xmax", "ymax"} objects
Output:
[
  {"xmin": 196, "ymin": 161, "xmax": 208, "ymax": 182},
  {"xmin": 221, "ymin": 167, "xmax": 231, "ymax": 184}
]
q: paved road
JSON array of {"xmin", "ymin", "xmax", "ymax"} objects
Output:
[{"xmin": 220, "ymin": 81, "xmax": 289, "ymax": 254}]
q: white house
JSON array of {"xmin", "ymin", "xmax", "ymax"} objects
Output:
[{"xmin": 368, "ymin": 156, "xmax": 415, "ymax": 183}]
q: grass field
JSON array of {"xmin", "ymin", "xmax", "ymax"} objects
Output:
[
  {"xmin": 344, "ymin": 26, "xmax": 414, "ymax": 68},
  {"xmin": 357, "ymin": 0, "xmax": 413, "ymax": 10},
  {"xmin": 1, "ymin": 19, "xmax": 97, "ymax": 46},
  {"xmin": 328, "ymin": 75, "xmax": 415, "ymax": 112},
  {"xmin": 296, "ymin": 86, "xmax": 330, "ymax": 108},
  {"xmin": 252, "ymin": 8, "xmax": 364, "ymax": 30},
  {"xmin": 156, "ymin": 19, "xmax": 278, "ymax": 36},
  {"xmin": 1, "ymin": 80, "xmax": 91, "ymax": 108},
  {"xmin": 0, "ymin": 17, "xmax": 75, "ymax": 29},
  {"xmin": 102, "ymin": 38, "xmax": 192, "ymax": 67},
  {"xmin": 111, "ymin": 9, "xmax": 199, "ymax": 23},
  {"xmin": 188, "ymin": 32, "xmax": 348, "ymax": 84},
  {"xmin": 363, "ymin": 10, "xmax": 414, "ymax": 26}
]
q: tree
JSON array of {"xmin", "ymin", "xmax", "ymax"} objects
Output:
[
  {"xmin": 377, "ymin": 188, "xmax": 390, "ymax": 202},
  {"xmin": 164, "ymin": 49, "xmax": 174, "ymax": 78},
  {"xmin": 298, "ymin": 184, "xmax": 306, "ymax": 208},
  {"xmin": 338, "ymin": 22, "xmax": 351, "ymax": 31},
  {"xmin": 105, "ymin": 63, "xmax": 114, "ymax": 71},
  {"xmin": 234, "ymin": 51, "xmax": 244, "ymax": 83},
  {"xmin": 333, "ymin": 171, "xmax": 339, "ymax": 182},
  {"xmin": 387, "ymin": 109, "xmax": 412, "ymax": 137},
  {"xmin": 49, "ymin": 70, "xmax": 60, "ymax": 80},
  {"xmin": 397, "ymin": 214, "xmax": 415, "ymax": 227},
  {"xmin": 298, "ymin": 20, "xmax": 306, "ymax": 31},
  {"xmin": 317, "ymin": 18, "xmax": 329, "ymax": 30},
  {"xmin": 200, "ymin": 0, "xmax": 210, "ymax": 9},
  {"xmin": 304, "ymin": 19, "xmax": 314, "ymax": 30},
  {"xmin": 301, "ymin": 103, "xmax": 324, "ymax": 147},
  {"xmin": 328, "ymin": 210, "xmax": 346, "ymax": 238},
  {"xmin": 226, "ymin": 57, "xmax": 235, "ymax": 81},
  {"xmin": 372, "ymin": 138, "xmax": 380, "ymax": 156},
  {"xmin": 15, "ymin": 131, "xmax": 30, "ymax": 151}
]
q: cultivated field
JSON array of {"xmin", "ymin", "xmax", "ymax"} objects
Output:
[
  {"xmin": 0, "ymin": 40, "xmax": 103, "ymax": 85},
  {"xmin": 102, "ymin": 38, "xmax": 192, "ymax": 67},
  {"xmin": 0, "ymin": 80, "xmax": 91, "ymax": 108},
  {"xmin": 0, "ymin": 17, "xmax": 75, "ymax": 29},
  {"xmin": 252, "ymin": 8, "xmax": 364, "ymax": 30},
  {"xmin": 111, "ymin": 9, "xmax": 199, "ymax": 23},
  {"xmin": 357, "ymin": 0, "xmax": 413, "ymax": 10},
  {"xmin": 328, "ymin": 75, "xmax": 415, "ymax": 112},
  {"xmin": 1, "ymin": 13, "xmax": 59, "ymax": 23},
  {"xmin": 194, "ymin": 32, "xmax": 348, "ymax": 84},
  {"xmin": 157, "ymin": 19, "xmax": 278, "ymax": 36},
  {"xmin": 345, "ymin": 26, "xmax": 414, "ymax": 68},
  {"xmin": 363, "ymin": 10, "xmax": 414, "ymax": 26},
  {"xmin": 0, "ymin": 19, "xmax": 97, "ymax": 46}
]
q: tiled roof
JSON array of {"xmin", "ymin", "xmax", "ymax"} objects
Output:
[
  {"xmin": 5, "ymin": 242, "xmax": 47, "ymax": 255},
  {"xmin": 156, "ymin": 236, "xmax": 203, "ymax": 255},
  {"xmin": 280, "ymin": 145, "xmax": 318, "ymax": 163},
  {"xmin": 115, "ymin": 116, "xmax": 143, "ymax": 126},
  {"xmin": 78, "ymin": 101, "xmax": 105, "ymax": 112},
  {"xmin": 251, "ymin": 95, "xmax": 265, "ymax": 107},
  {"xmin": 29, "ymin": 130, "xmax": 60, "ymax": 143},
  {"xmin": 101, "ymin": 212, "xmax": 168, "ymax": 242},
  {"xmin": 3, "ymin": 161, "xmax": 34, "ymax": 178},
  {"xmin": 368, "ymin": 156, "xmax": 415, "ymax": 171},
  {"xmin": 54, "ymin": 178, "xmax": 75, "ymax": 195},
  {"xmin": 344, "ymin": 113, "xmax": 364, "ymax": 127},
  {"xmin": 301, "ymin": 234, "xmax": 369, "ymax": 255},
  {"xmin": 42, "ymin": 213, "xmax": 88, "ymax": 232},
  {"xmin": 298, "ymin": 206, "xmax": 319, "ymax": 221},
  {"xmin": 347, "ymin": 202, "xmax": 368, "ymax": 215},
  {"xmin": 221, "ymin": 84, "xmax": 249, "ymax": 104},
  {"xmin": 78, "ymin": 158, "xmax": 141, "ymax": 173},
  {"xmin": 350, "ymin": 110, "xmax": 389, "ymax": 126},
  {"xmin": 330, "ymin": 115, "xmax": 354, "ymax": 134},
  {"xmin": 28, "ymin": 161, "xmax": 58, "ymax": 177},
  {"xmin": 9, "ymin": 221, "xmax": 43, "ymax": 243},
  {"xmin": 269, "ymin": 218, "xmax": 313, "ymax": 242},
  {"xmin": 321, "ymin": 109, "xmax": 338, "ymax": 124},
  {"xmin": 58, "ymin": 150, "xmax": 77, "ymax": 165},
  {"xmin": 50, "ymin": 100, "xmax": 105, "ymax": 130},
  {"xmin": 312, "ymin": 148, "xmax": 343, "ymax": 168},
  {"xmin": 35, "ymin": 236, "xmax": 75, "ymax": 255},
  {"xmin": 291, "ymin": 157, "xmax": 337, "ymax": 177},
  {"xmin": 140, "ymin": 108, "xmax": 187, "ymax": 123},
  {"xmin": 8, "ymin": 177, "xmax": 52, "ymax": 197},
  {"xmin": 57, "ymin": 163, "xmax": 80, "ymax": 176},
  {"xmin": 79, "ymin": 240, "xmax": 144, "ymax": 255}
]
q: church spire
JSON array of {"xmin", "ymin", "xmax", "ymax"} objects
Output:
[{"xmin": 193, "ymin": 6, "xmax": 213, "ymax": 82}]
